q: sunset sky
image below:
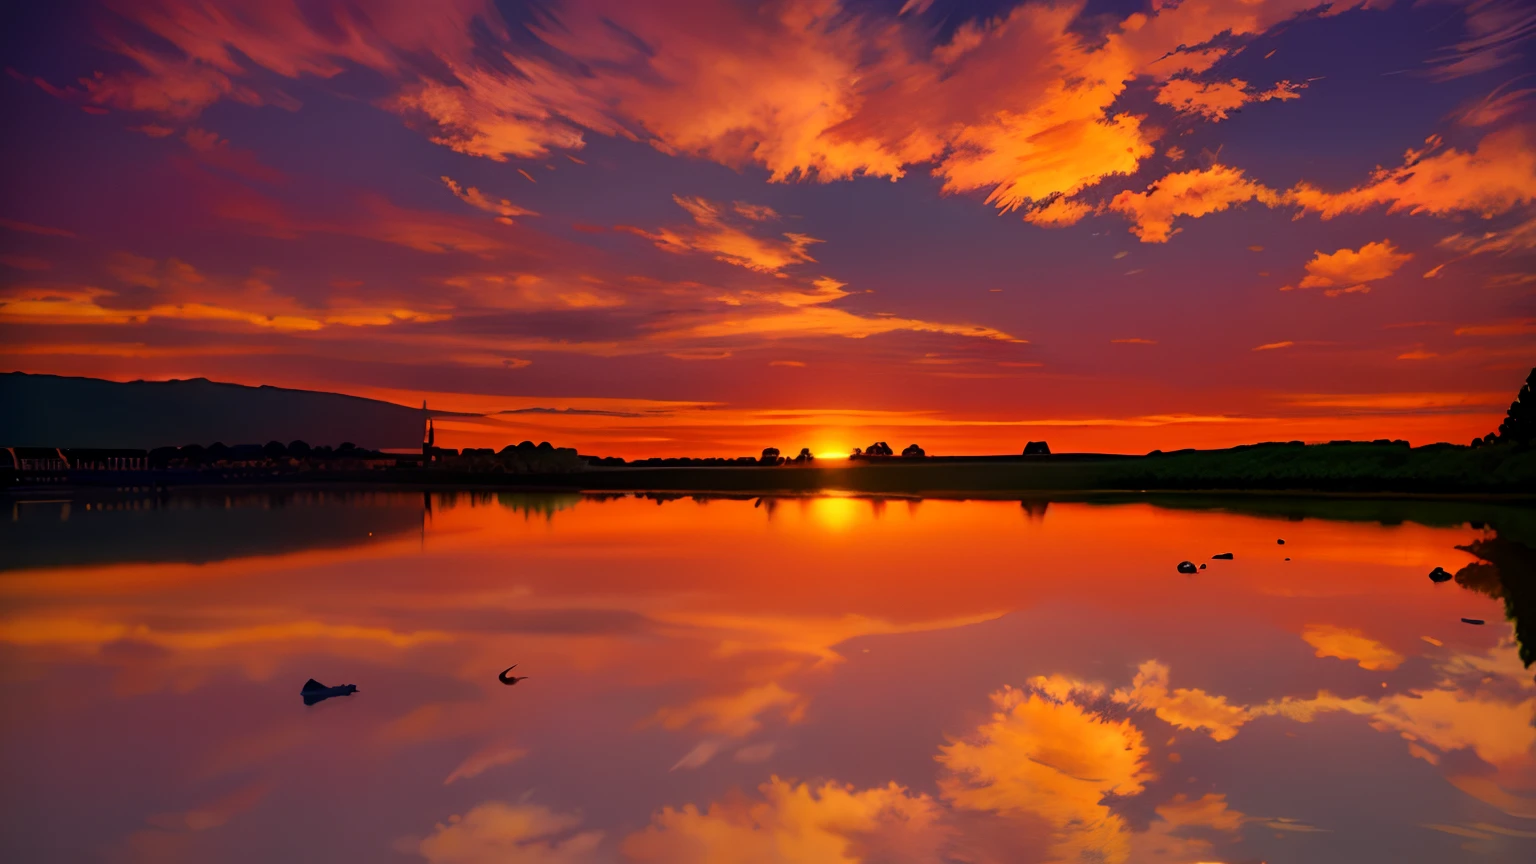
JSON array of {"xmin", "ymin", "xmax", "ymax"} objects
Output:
[{"xmin": 2, "ymin": 0, "xmax": 1533, "ymax": 456}]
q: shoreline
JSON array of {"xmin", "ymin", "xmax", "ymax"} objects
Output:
[
  {"xmin": 5, "ymin": 476, "xmax": 1532, "ymax": 505},
  {"xmin": 6, "ymin": 440, "xmax": 1532, "ymax": 498}
]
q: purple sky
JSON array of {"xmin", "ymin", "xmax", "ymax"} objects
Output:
[{"xmin": 1, "ymin": 0, "xmax": 1532, "ymax": 455}]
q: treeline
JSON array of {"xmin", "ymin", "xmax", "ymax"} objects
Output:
[
  {"xmin": 438, "ymin": 441, "xmax": 584, "ymax": 473},
  {"xmin": 148, "ymin": 440, "xmax": 385, "ymax": 466},
  {"xmin": 1105, "ymin": 439, "xmax": 1535, "ymax": 493}
]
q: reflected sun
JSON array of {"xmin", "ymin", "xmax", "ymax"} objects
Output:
[{"xmin": 809, "ymin": 496, "xmax": 861, "ymax": 532}]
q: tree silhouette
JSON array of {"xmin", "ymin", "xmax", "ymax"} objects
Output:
[
  {"xmin": 796, "ymin": 447, "xmax": 814, "ymax": 463},
  {"xmin": 263, "ymin": 440, "xmax": 288, "ymax": 459},
  {"xmin": 901, "ymin": 444, "xmax": 925, "ymax": 458},
  {"xmin": 864, "ymin": 441, "xmax": 893, "ymax": 456},
  {"xmin": 1497, "ymin": 367, "xmax": 1535, "ymax": 444},
  {"xmin": 760, "ymin": 447, "xmax": 782, "ymax": 465},
  {"xmin": 288, "ymin": 440, "xmax": 311, "ymax": 457}
]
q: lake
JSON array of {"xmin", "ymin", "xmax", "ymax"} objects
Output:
[{"xmin": 2, "ymin": 490, "xmax": 1533, "ymax": 863}]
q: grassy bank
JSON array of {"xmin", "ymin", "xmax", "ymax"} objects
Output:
[{"xmin": 9, "ymin": 440, "xmax": 1531, "ymax": 497}]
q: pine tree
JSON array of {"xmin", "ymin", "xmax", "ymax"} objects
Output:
[{"xmin": 1497, "ymin": 368, "xmax": 1536, "ymax": 444}]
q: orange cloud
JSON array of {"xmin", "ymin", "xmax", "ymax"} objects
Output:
[
  {"xmin": 1153, "ymin": 793, "xmax": 1246, "ymax": 833},
  {"xmin": 78, "ymin": 0, "xmax": 1378, "ymax": 226},
  {"xmin": 656, "ymin": 304, "xmax": 1019, "ymax": 344},
  {"xmin": 732, "ymin": 202, "xmax": 781, "ymax": 221},
  {"xmin": 1427, "ymin": 214, "xmax": 1536, "ymax": 277},
  {"xmin": 1253, "ymin": 341, "xmax": 1294, "ymax": 351},
  {"xmin": 183, "ymin": 127, "xmax": 288, "ymax": 185},
  {"xmin": 1456, "ymin": 319, "xmax": 1536, "ymax": 337},
  {"xmin": 0, "ymin": 217, "xmax": 75, "ymax": 237},
  {"xmin": 442, "ymin": 273, "xmax": 623, "ymax": 311},
  {"xmin": 0, "ymin": 256, "xmax": 451, "ymax": 333},
  {"xmin": 620, "ymin": 196, "xmax": 821, "ymax": 274},
  {"xmin": 1155, "ymin": 77, "xmax": 1304, "ymax": 121},
  {"xmin": 442, "ymin": 744, "xmax": 528, "ymax": 785},
  {"xmin": 1285, "ymin": 240, "xmax": 1412, "ymax": 293},
  {"xmin": 1023, "ymin": 196, "xmax": 1099, "ymax": 228},
  {"xmin": 1301, "ymin": 624, "xmax": 1405, "ymax": 670},
  {"xmin": 1289, "ymin": 125, "xmax": 1536, "ymax": 219},
  {"xmin": 1109, "ymin": 165, "xmax": 1281, "ymax": 242},
  {"xmin": 441, "ymin": 177, "xmax": 537, "ymax": 224}
]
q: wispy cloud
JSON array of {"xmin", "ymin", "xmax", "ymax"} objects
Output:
[
  {"xmin": 441, "ymin": 176, "xmax": 537, "ymax": 224},
  {"xmin": 619, "ymin": 196, "xmax": 820, "ymax": 274}
]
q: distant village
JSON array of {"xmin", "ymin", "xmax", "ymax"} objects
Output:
[
  {"xmin": 2, "ymin": 419, "xmax": 1058, "ymax": 487},
  {"xmin": 2, "ymin": 415, "xmax": 1058, "ymax": 487}
]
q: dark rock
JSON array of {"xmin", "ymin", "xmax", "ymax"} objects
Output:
[
  {"xmin": 1177, "ymin": 561, "xmax": 1197, "ymax": 574},
  {"xmin": 1199, "ymin": 563, "xmax": 1206, "ymax": 570},
  {"xmin": 1284, "ymin": 557, "xmax": 1291, "ymax": 561},
  {"xmin": 1428, "ymin": 567, "xmax": 1453, "ymax": 583},
  {"xmin": 1461, "ymin": 617, "xmax": 1485, "ymax": 625},
  {"xmin": 1023, "ymin": 441, "xmax": 1051, "ymax": 455},
  {"xmin": 1212, "ymin": 552, "xmax": 1234, "ymax": 560},
  {"xmin": 300, "ymin": 678, "xmax": 357, "ymax": 706},
  {"xmin": 1277, "ymin": 539, "xmax": 1285, "ymax": 545}
]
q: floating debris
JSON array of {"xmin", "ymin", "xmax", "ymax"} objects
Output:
[
  {"xmin": 1177, "ymin": 561, "xmax": 1198, "ymax": 574},
  {"xmin": 301, "ymin": 678, "xmax": 357, "ymax": 706},
  {"xmin": 1212, "ymin": 552, "xmax": 1234, "ymax": 560},
  {"xmin": 1428, "ymin": 567, "xmax": 1453, "ymax": 583},
  {"xmin": 1461, "ymin": 618, "xmax": 1485, "ymax": 626}
]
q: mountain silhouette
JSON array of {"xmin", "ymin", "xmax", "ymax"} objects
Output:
[{"xmin": 1, "ymin": 372, "xmax": 467, "ymax": 448}]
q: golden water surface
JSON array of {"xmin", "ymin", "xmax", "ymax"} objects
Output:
[{"xmin": 1, "ymin": 491, "xmax": 1532, "ymax": 863}]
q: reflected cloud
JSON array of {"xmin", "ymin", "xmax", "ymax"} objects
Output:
[
  {"xmin": 1112, "ymin": 660, "xmax": 1250, "ymax": 741},
  {"xmin": 444, "ymin": 743, "xmax": 529, "ymax": 785},
  {"xmin": 418, "ymin": 801, "xmax": 604, "ymax": 864},
  {"xmin": 1301, "ymin": 623, "xmax": 1405, "ymax": 670},
  {"xmin": 651, "ymin": 682, "xmax": 808, "ymax": 738},
  {"xmin": 939, "ymin": 682, "xmax": 1149, "ymax": 863},
  {"xmin": 624, "ymin": 777, "xmax": 948, "ymax": 864}
]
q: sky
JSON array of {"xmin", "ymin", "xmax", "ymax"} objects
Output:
[{"xmin": 1, "ymin": 0, "xmax": 1533, "ymax": 457}]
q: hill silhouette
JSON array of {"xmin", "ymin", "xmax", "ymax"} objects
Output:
[{"xmin": 0, "ymin": 372, "xmax": 451, "ymax": 449}]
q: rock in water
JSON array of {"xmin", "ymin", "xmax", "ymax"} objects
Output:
[
  {"xmin": 1461, "ymin": 617, "xmax": 1485, "ymax": 625},
  {"xmin": 1177, "ymin": 561, "xmax": 1198, "ymax": 574},
  {"xmin": 1212, "ymin": 552, "xmax": 1234, "ymax": 560},
  {"xmin": 1277, "ymin": 539, "xmax": 1285, "ymax": 545},
  {"xmin": 1199, "ymin": 563, "xmax": 1206, "ymax": 570},
  {"xmin": 1428, "ymin": 567, "xmax": 1453, "ymax": 583}
]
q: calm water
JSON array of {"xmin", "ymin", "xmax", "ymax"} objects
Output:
[{"xmin": 2, "ymin": 491, "xmax": 1533, "ymax": 863}]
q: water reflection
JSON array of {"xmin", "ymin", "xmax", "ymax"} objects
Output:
[
  {"xmin": 0, "ymin": 491, "xmax": 1532, "ymax": 862},
  {"xmin": 0, "ymin": 490, "xmax": 423, "ymax": 571}
]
